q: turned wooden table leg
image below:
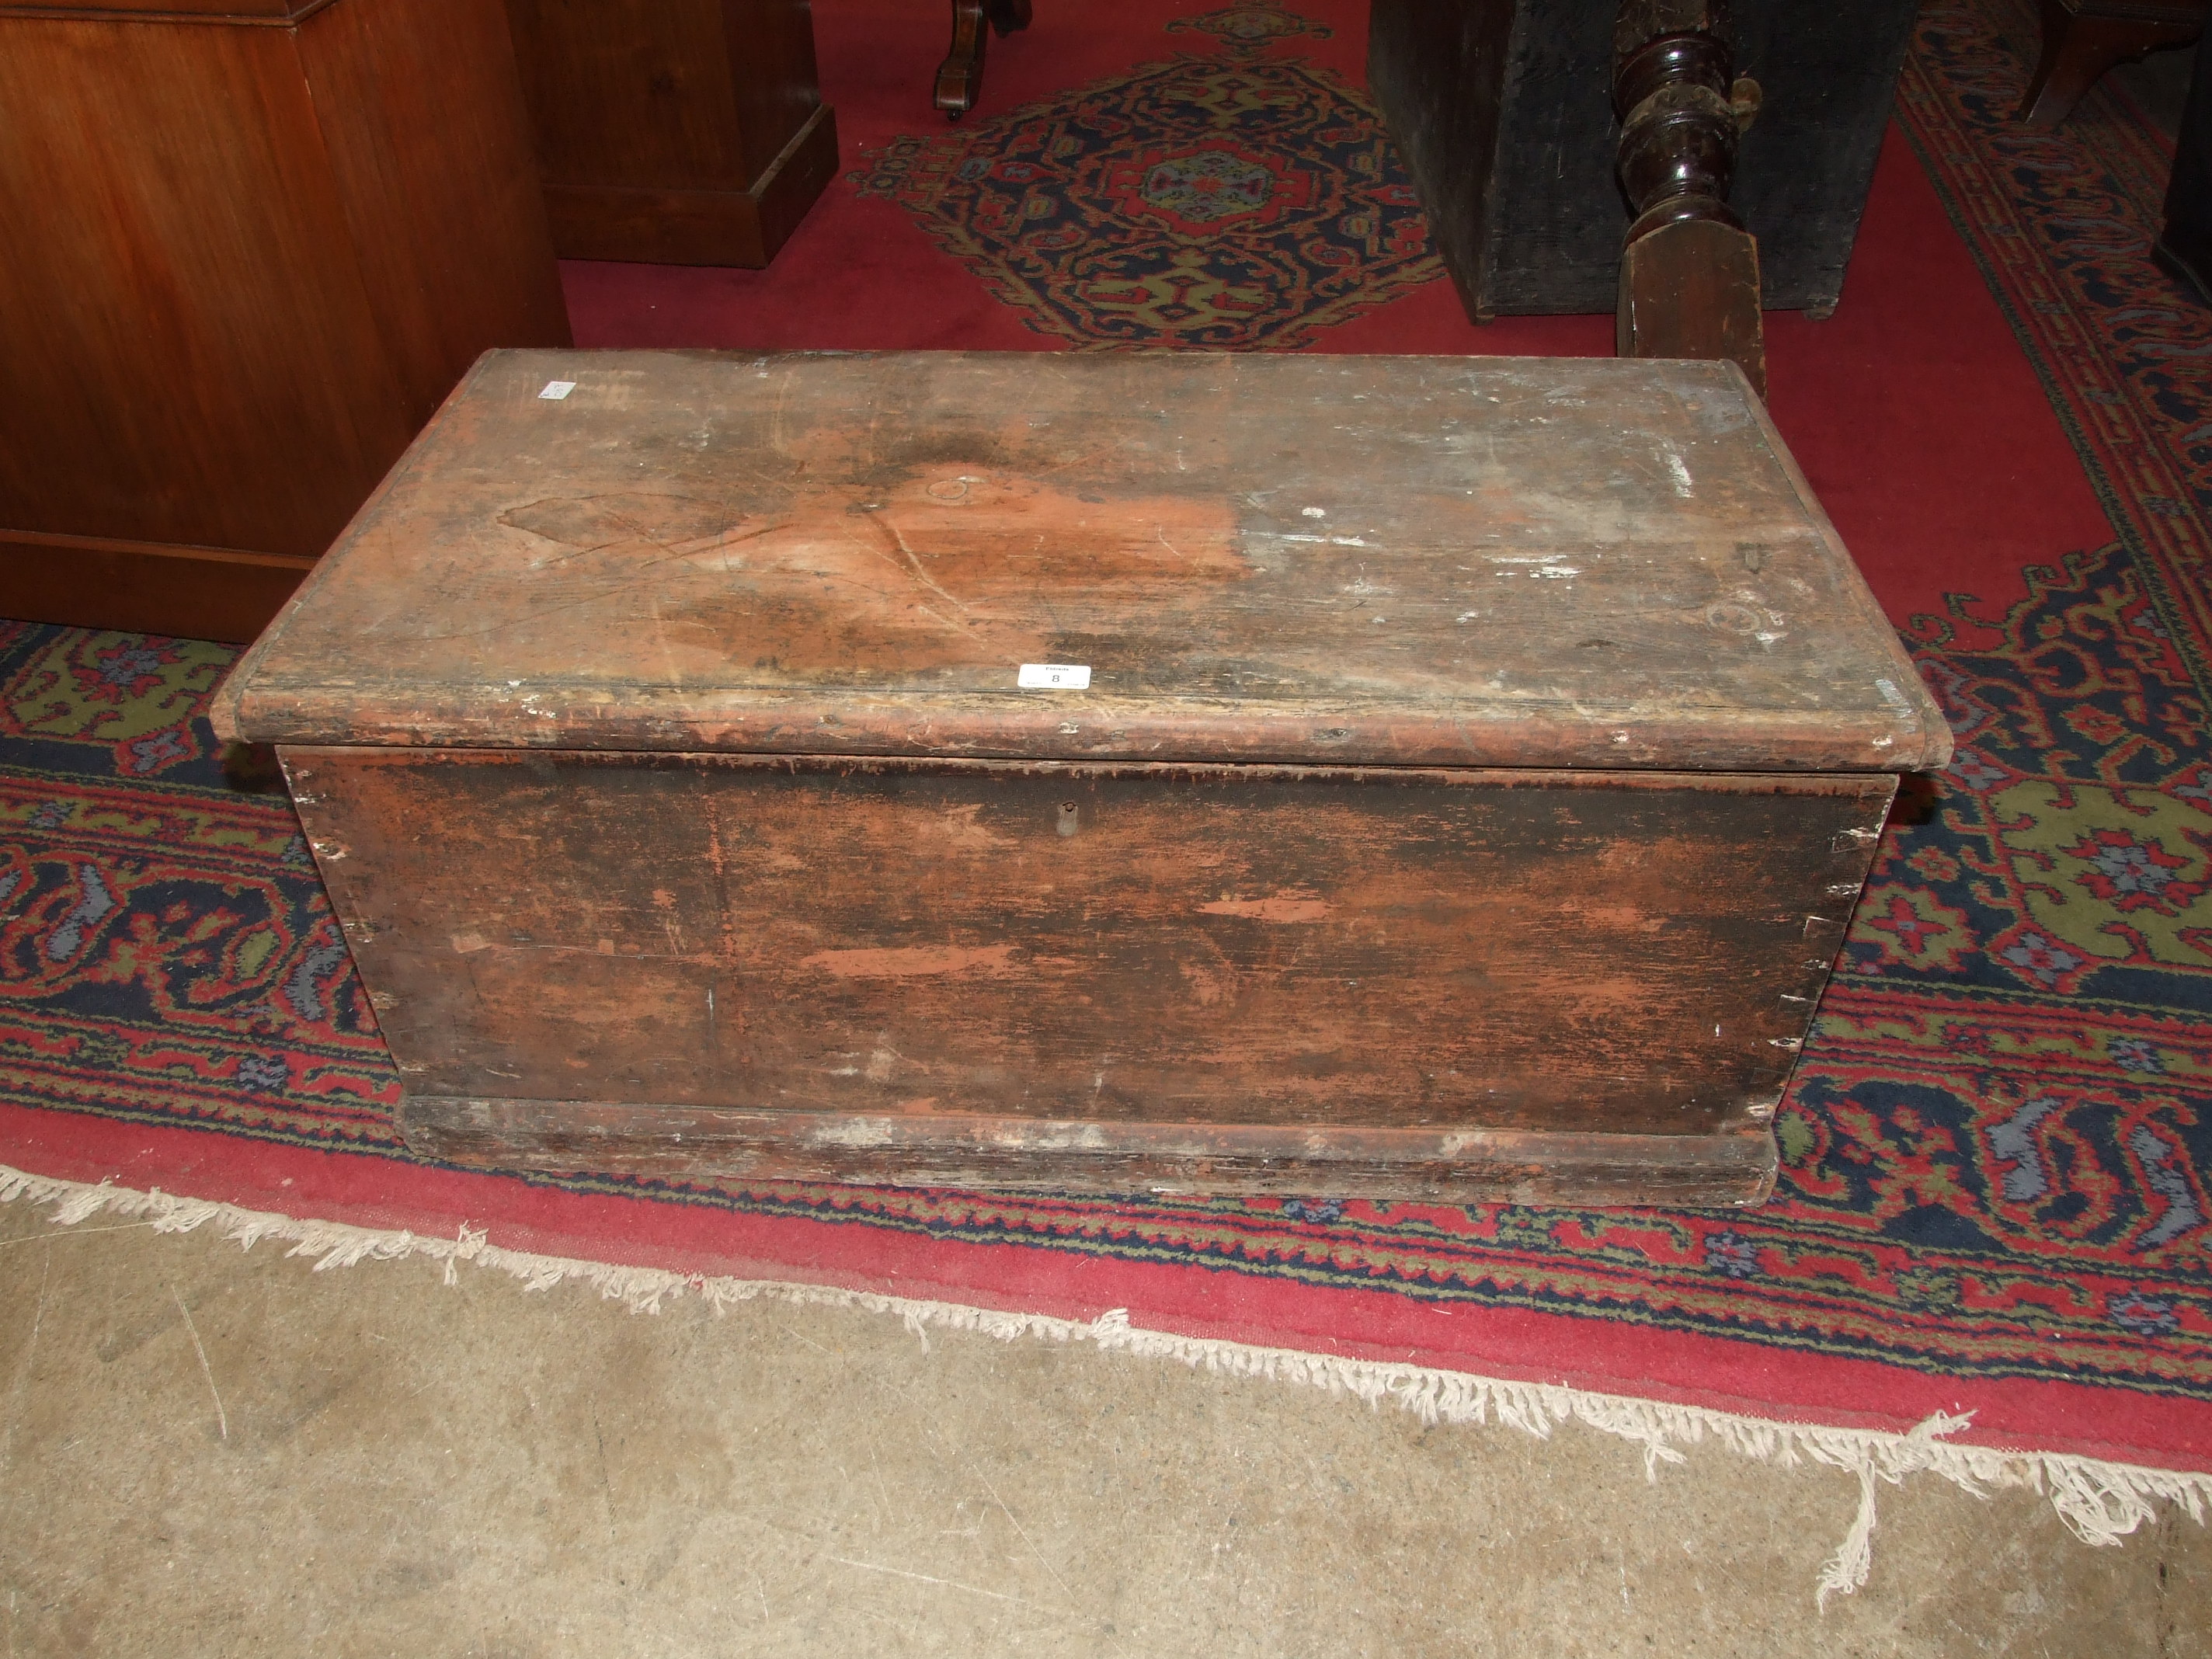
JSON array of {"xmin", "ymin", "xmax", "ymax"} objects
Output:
[
  {"xmin": 934, "ymin": 0, "xmax": 1034, "ymax": 120},
  {"xmin": 2016, "ymin": 0, "xmax": 2207, "ymax": 128},
  {"xmin": 1612, "ymin": 0, "xmax": 1767, "ymax": 397}
]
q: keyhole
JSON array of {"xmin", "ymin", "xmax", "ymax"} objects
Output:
[{"xmin": 1057, "ymin": 802, "xmax": 1080, "ymax": 837}]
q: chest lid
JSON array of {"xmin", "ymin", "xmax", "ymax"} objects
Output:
[{"xmin": 212, "ymin": 349, "xmax": 1950, "ymax": 772}]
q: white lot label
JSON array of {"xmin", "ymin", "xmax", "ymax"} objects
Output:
[
  {"xmin": 537, "ymin": 380, "xmax": 577, "ymax": 400},
  {"xmin": 1017, "ymin": 663, "xmax": 1091, "ymax": 690}
]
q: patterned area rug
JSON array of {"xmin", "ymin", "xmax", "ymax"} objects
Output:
[
  {"xmin": 2, "ymin": 0, "xmax": 2210, "ymax": 1508},
  {"xmin": 0, "ymin": 628, "xmax": 388, "ymax": 1137},
  {"xmin": 848, "ymin": 8, "xmax": 1438, "ymax": 347}
]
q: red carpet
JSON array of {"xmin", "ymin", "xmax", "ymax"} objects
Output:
[{"xmin": 4, "ymin": 0, "xmax": 2210, "ymax": 1533}]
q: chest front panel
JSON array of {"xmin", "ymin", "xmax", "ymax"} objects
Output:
[{"xmin": 290, "ymin": 748, "xmax": 1890, "ymax": 1145}]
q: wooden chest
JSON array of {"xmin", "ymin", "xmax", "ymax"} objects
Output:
[{"xmin": 210, "ymin": 350, "xmax": 1949, "ymax": 1205}]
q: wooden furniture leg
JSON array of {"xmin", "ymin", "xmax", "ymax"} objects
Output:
[
  {"xmin": 2015, "ymin": 0, "xmax": 2207, "ymax": 129},
  {"xmin": 1612, "ymin": 1, "xmax": 1767, "ymax": 397},
  {"xmin": 935, "ymin": 0, "xmax": 1032, "ymax": 120}
]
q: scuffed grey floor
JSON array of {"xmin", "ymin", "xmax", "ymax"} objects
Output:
[{"xmin": 0, "ymin": 1197, "xmax": 2203, "ymax": 1657}]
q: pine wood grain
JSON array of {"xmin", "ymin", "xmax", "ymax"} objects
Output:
[
  {"xmin": 214, "ymin": 350, "xmax": 1949, "ymax": 774},
  {"xmin": 285, "ymin": 747, "xmax": 1891, "ymax": 1196}
]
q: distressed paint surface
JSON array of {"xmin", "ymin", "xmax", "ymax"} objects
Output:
[
  {"xmin": 287, "ymin": 747, "xmax": 1892, "ymax": 1195},
  {"xmin": 213, "ymin": 350, "xmax": 1949, "ymax": 774}
]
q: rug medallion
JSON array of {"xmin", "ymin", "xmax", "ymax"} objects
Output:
[{"xmin": 848, "ymin": 9, "xmax": 1438, "ymax": 349}]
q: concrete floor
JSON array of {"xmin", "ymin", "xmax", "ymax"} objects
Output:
[{"xmin": 0, "ymin": 1196, "xmax": 2205, "ymax": 1657}]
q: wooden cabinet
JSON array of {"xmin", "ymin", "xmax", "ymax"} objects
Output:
[
  {"xmin": 214, "ymin": 350, "xmax": 1949, "ymax": 1205},
  {"xmin": 502, "ymin": 0, "xmax": 840, "ymax": 266},
  {"xmin": 0, "ymin": 0, "xmax": 571, "ymax": 643}
]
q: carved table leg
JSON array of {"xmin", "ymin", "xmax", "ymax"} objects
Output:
[
  {"xmin": 1613, "ymin": 1, "xmax": 1766, "ymax": 397},
  {"xmin": 2015, "ymin": 0, "xmax": 2207, "ymax": 129},
  {"xmin": 935, "ymin": 0, "xmax": 1035, "ymax": 121}
]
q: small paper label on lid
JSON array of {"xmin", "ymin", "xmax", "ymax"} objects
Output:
[
  {"xmin": 538, "ymin": 380, "xmax": 576, "ymax": 401},
  {"xmin": 1017, "ymin": 663, "xmax": 1090, "ymax": 690}
]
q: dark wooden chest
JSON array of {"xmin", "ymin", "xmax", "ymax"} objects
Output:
[{"xmin": 211, "ymin": 350, "xmax": 1949, "ymax": 1205}]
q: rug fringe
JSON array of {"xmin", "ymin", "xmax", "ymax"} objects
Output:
[{"xmin": 3, "ymin": 1160, "xmax": 2203, "ymax": 1603}]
